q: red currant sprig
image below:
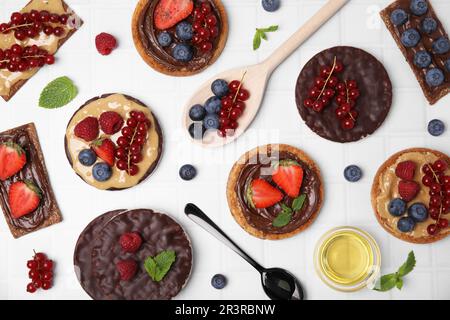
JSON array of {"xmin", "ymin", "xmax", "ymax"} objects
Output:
[
  {"xmin": 0, "ymin": 44, "xmax": 54, "ymax": 72},
  {"xmin": 26, "ymin": 250, "xmax": 54, "ymax": 293},
  {"xmin": 422, "ymin": 160, "xmax": 449, "ymax": 235},
  {"xmin": 192, "ymin": 2, "xmax": 219, "ymax": 53},
  {"xmin": 334, "ymin": 80, "xmax": 360, "ymax": 130},
  {"xmin": 115, "ymin": 111, "xmax": 150, "ymax": 176},
  {"xmin": 0, "ymin": 10, "xmax": 67, "ymax": 41}
]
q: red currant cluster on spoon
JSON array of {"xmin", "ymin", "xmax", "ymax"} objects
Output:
[
  {"xmin": 422, "ymin": 159, "xmax": 449, "ymax": 235},
  {"xmin": 115, "ymin": 111, "xmax": 150, "ymax": 176},
  {"xmin": 0, "ymin": 10, "xmax": 67, "ymax": 41},
  {"xmin": 218, "ymin": 76, "xmax": 250, "ymax": 138},
  {"xmin": 26, "ymin": 251, "xmax": 54, "ymax": 293},
  {"xmin": 0, "ymin": 44, "xmax": 54, "ymax": 72},
  {"xmin": 303, "ymin": 57, "xmax": 361, "ymax": 131},
  {"xmin": 192, "ymin": 2, "xmax": 219, "ymax": 53}
]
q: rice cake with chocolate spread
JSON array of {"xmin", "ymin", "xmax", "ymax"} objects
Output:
[
  {"xmin": 227, "ymin": 144, "xmax": 324, "ymax": 240},
  {"xmin": 371, "ymin": 148, "xmax": 450, "ymax": 244},
  {"xmin": 296, "ymin": 46, "xmax": 392, "ymax": 143},
  {"xmin": 0, "ymin": 0, "xmax": 83, "ymax": 101},
  {"xmin": 74, "ymin": 209, "xmax": 193, "ymax": 300},
  {"xmin": 132, "ymin": 0, "xmax": 228, "ymax": 76},
  {"xmin": 64, "ymin": 93, "xmax": 163, "ymax": 191}
]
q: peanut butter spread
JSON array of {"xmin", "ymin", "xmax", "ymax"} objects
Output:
[
  {"xmin": 0, "ymin": 0, "xmax": 80, "ymax": 96},
  {"xmin": 375, "ymin": 151, "xmax": 449, "ymax": 238},
  {"xmin": 66, "ymin": 94, "xmax": 161, "ymax": 190}
]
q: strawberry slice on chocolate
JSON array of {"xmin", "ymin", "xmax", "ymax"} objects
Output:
[
  {"xmin": 154, "ymin": 0, "xmax": 194, "ymax": 30},
  {"xmin": 0, "ymin": 142, "xmax": 26, "ymax": 181},
  {"xmin": 91, "ymin": 138, "xmax": 116, "ymax": 167},
  {"xmin": 272, "ymin": 160, "xmax": 304, "ymax": 198},
  {"xmin": 8, "ymin": 180, "xmax": 41, "ymax": 219},
  {"xmin": 398, "ymin": 180, "xmax": 419, "ymax": 202},
  {"xmin": 247, "ymin": 179, "xmax": 283, "ymax": 209},
  {"xmin": 395, "ymin": 160, "xmax": 416, "ymax": 181}
]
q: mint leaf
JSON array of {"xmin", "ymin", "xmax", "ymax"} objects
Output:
[
  {"xmin": 144, "ymin": 250, "xmax": 176, "ymax": 282},
  {"xmin": 374, "ymin": 273, "xmax": 398, "ymax": 292},
  {"xmin": 397, "ymin": 251, "xmax": 416, "ymax": 277},
  {"xmin": 252, "ymin": 25, "xmax": 279, "ymax": 50},
  {"xmin": 39, "ymin": 76, "xmax": 78, "ymax": 109},
  {"xmin": 273, "ymin": 205, "xmax": 292, "ymax": 227},
  {"xmin": 396, "ymin": 278, "xmax": 404, "ymax": 290},
  {"xmin": 292, "ymin": 194, "xmax": 307, "ymax": 212}
]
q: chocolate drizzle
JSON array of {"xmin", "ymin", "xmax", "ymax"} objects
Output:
[{"xmin": 235, "ymin": 151, "xmax": 320, "ymax": 234}]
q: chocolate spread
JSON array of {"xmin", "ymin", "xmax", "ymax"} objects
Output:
[
  {"xmin": 235, "ymin": 151, "xmax": 321, "ymax": 234},
  {"xmin": 137, "ymin": 0, "xmax": 222, "ymax": 73}
]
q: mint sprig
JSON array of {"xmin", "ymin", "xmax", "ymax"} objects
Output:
[
  {"xmin": 253, "ymin": 25, "xmax": 279, "ymax": 50},
  {"xmin": 39, "ymin": 76, "xmax": 78, "ymax": 109},
  {"xmin": 144, "ymin": 250, "xmax": 176, "ymax": 282},
  {"xmin": 373, "ymin": 251, "xmax": 416, "ymax": 292},
  {"xmin": 272, "ymin": 194, "xmax": 306, "ymax": 227}
]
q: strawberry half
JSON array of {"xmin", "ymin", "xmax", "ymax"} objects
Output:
[
  {"xmin": 8, "ymin": 180, "xmax": 41, "ymax": 219},
  {"xmin": 395, "ymin": 160, "xmax": 416, "ymax": 181},
  {"xmin": 247, "ymin": 179, "xmax": 283, "ymax": 209},
  {"xmin": 0, "ymin": 142, "xmax": 27, "ymax": 181},
  {"xmin": 272, "ymin": 160, "xmax": 304, "ymax": 198},
  {"xmin": 398, "ymin": 180, "xmax": 419, "ymax": 202},
  {"xmin": 154, "ymin": 0, "xmax": 194, "ymax": 30},
  {"xmin": 91, "ymin": 138, "xmax": 115, "ymax": 166}
]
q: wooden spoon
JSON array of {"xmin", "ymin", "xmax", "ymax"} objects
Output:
[{"xmin": 183, "ymin": 0, "xmax": 349, "ymax": 148}]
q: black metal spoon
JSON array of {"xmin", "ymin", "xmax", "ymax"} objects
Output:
[{"xmin": 184, "ymin": 203, "xmax": 305, "ymax": 300}]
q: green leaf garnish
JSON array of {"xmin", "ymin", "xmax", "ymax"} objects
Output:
[
  {"xmin": 373, "ymin": 251, "xmax": 416, "ymax": 292},
  {"xmin": 144, "ymin": 250, "xmax": 176, "ymax": 282},
  {"xmin": 272, "ymin": 207, "xmax": 292, "ymax": 228},
  {"xmin": 292, "ymin": 194, "xmax": 307, "ymax": 212},
  {"xmin": 253, "ymin": 25, "xmax": 279, "ymax": 50},
  {"xmin": 39, "ymin": 76, "xmax": 78, "ymax": 109}
]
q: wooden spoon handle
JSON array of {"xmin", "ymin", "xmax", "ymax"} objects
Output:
[{"xmin": 262, "ymin": 0, "xmax": 349, "ymax": 73}]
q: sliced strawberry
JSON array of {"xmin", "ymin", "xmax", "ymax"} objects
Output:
[
  {"xmin": 398, "ymin": 180, "xmax": 419, "ymax": 202},
  {"xmin": 247, "ymin": 179, "xmax": 283, "ymax": 209},
  {"xmin": 8, "ymin": 180, "xmax": 41, "ymax": 219},
  {"xmin": 0, "ymin": 142, "xmax": 26, "ymax": 181},
  {"xmin": 91, "ymin": 138, "xmax": 115, "ymax": 166},
  {"xmin": 395, "ymin": 160, "xmax": 416, "ymax": 181},
  {"xmin": 154, "ymin": 0, "xmax": 194, "ymax": 30},
  {"xmin": 272, "ymin": 160, "xmax": 304, "ymax": 198}
]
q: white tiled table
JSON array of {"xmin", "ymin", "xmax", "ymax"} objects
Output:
[{"xmin": 0, "ymin": 0, "xmax": 449, "ymax": 300}]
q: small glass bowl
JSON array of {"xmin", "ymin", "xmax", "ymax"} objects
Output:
[{"xmin": 313, "ymin": 226, "xmax": 381, "ymax": 292}]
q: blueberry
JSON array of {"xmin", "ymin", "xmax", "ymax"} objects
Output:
[
  {"xmin": 413, "ymin": 50, "xmax": 432, "ymax": 68},
  {"xmin": 421, "ymin": 17, "xmax": 437, "ymax": 34},
  {"xmin": 188, "ymin": 122, "xmax": 206, "ymax": 140},
  {"xmin": 401, "ymin": 28, "xmax": 421, "ymax": 47},
  {"xmin": 408, "ymin": 203, "xmax": 428, "ymax": 222},
  {"xmin": 157, "ymin": 31, "xmax": 172, "ymax": 47},
  {"xmin": 390, "ymin": 9, "xmax": 408, "ymax": 26},
  {"xmin": 211, "ymin": 79, "xmax": 229, "ymax": 98},
  {"xmin": 410, "ymin": 0, "xmax": 428, "ymax": 16},
  {"xmin": 78, "ymin": 149, "xmax": 97, "ymax": 166},
  {"xmin": 176, "ymin": 21, "xmax": 193, "ymax": 41},
  {"xmin": 428, "ymin": 119, "xmax": 445, "ymax": 136},
  {"xmin": 261, "ymin": 0, "xmax": 280, "ymax": 12},
  {"xmin": 92, "ymin": 163, "xmax": 112, "ymax": 182},
  {"xmin": 189, "ymin": 104, "xmax": 206, "ymax": 121},
  {"xmin": 432, "ymin": 37, "xmax": 450, "ymax": 54},
  {"xmin": 388, "ymin": 198, "xmax": 407, "ymax": 217},
  {"xmin": 172, "ymin": 43, "xmax": 193, "ymax": 62},
  {"xmin": 203, "ymin": 114, "xmax": 220, "ymax": 130},
  {"xmin": 425, "ymin": 68, "xmax": 444, "ymax": 87},
  {"xmin": 445, "ymin": 58, "xmax": 450, "ymax": 72},
  {"xmin": 204, "ymin": 96, "xmax": 222, "ymax": 114},
  {"xmin": 179, "ymin": 164, "xmax": 197, "ymax": 181},
  {"xmin": 344, "ymin": 165, "xmax": 362, "ymax": 182},
  {"xmin": 211, "ymin": 274, "xmax": 227, "ymax": 289},
  {"xmin": 397, "ymin": 216, "xmax": 415, "ymax": 233}
]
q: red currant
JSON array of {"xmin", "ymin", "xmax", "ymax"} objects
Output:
[
  {"xmin": 135, "ymin": 135, "xmax": 146, "ymax": 146},
  {"xmin": 34, "ymin": 252, "xmax": 47, "ymax": 262},
  {"xmin": 234, "ymin": 101, "xmax": 246, "ymax": 111},
  {"xmin": 41, "ymin": 281, "xmax": 51, "ymax": 290},
  {"xmin": 28, "ymin": 269, "xmax": 39, "ymax": 280},
  {"xmin": 320, "ymin": 66, "xmax": 331, "ymax": 77},
  {"xmin": 201, "ymin": 2, "xmax": 212, "ymax": 14},
  {"xmin": 30, "ymin": 10, "xmax": 40, "ymax": 21},
  {"xmin": 26, "ymin": 283, "xmax": 37, "ymax": 293},
  {"xmin": 422, "ymin": 175, "xmax": 433, "ymax": 187},
  {"xmin": 33, "ymin": 279, "xmax": 42, "ymax": 289},
  {"xmin": 309, "ymin": 87, "xmax": 320, "ymax": 98},
  {"xmin": 126, "ymin": 118, "xmax": 138, "ymax": 128},
  {"xmin": 327, "ymin": 76, "xmax": 339, "ymax": 88},
  {"xmin": 43, "ymin": 26, "xmax": 53, "ymax": 35},
  {"xmin": 27, "ymin": 260, "xmax": 38, "ymax": 269},
  {"xmin": 11, "ymin": 12, "xmax": 24, "ymax": 25},
  {"xmin": 116, "ymin": 160, "xmax": 128, "ymax": 171},
  {"xmin": 205, "ymin": 14, "xmax": 217, "ymax": 26},
  {"xmin": 335, "ymin": 107, "xmax": 346, "ymax": 120},
  {"xmin": 42, "ymin": 271, "xmax": 53, "ymax": 281},
  {"xmin": 347, "ymin": 80, "xmax": 358, "ymax": 89},
  {"xmin": 433, "ymin": 159, "xmax": 448, "ymax": 172},
  {"xmin": 229, "ymin": 120, "xmax": 238, "ymax": 130},
  {"xmin": 230, "ymin": 108, "xmax": 242, "ymax": 120},
  {"xmin": 229, "ymin": 80, "xmax": 241, "ymax": 93},
  {"xmin": 45, "ymin": 55, "xmax": 55, "ymax": 65},
  {"xmin": 39, "ymin": 10, "xmax": 50, "ymax": 22},
  {"xmin": 341, "ymin": 118, "xmax": 355, "ymax": 130},
  {"xmin": 53, "ymin": 27, "xmax": 64, "ymax": 37},
  {"xmin": 237, "ymin": 89, "xmax": 250, "ymax": 101},
  {"xmin": 334, "ymin": 61, "xmax": 344, "ymax": 73},
  {"xmin": 42, "ymin": 260, "xmax": 53, "ymax": 271},
  {"xmin": 50, "ymin": 14, "xmax": 60, "ymax": 23},
  {"xmin": 59, "ymin": 14, "xmax": 68, "ymax": 24},
  {"xmin": 315, "ymin": 77, "xmax": 325, "ymax": 88},
  {"xmin": 438, "ymin": 218, "xmax": 448, "ymax": 228},
  {"xmin": 324, "ymin": 88, "xmax": 335, "ymax": 98},
  {"xmin": 422, "ymin": 164, "xmax": 433, "ymax": 175},
  {"xmin": 121, "ymin": 126, "xmax": 133, "ymax": 138},
  {"xmin": 136, "ymin": 112, "xmax": 147, "ymax": 122},
  {"xmin": 312, "ymin": 101, "xmax": 324, "ymax": 112},
  {"xmin": 14, "ymin": 30, "xmax": 26, "ymax": 41},
  {"xmin": 200, "ymin": 41, "xmax": 213, "ymax": 52},
  {"xmin": 349, "ymin": 89, "xmax": 360, "ymax": 100},
  {"xmin": 210, "ymin": 26, "xmax": 219, "ymax": 38},
  {"xmin": 131, "ymin": 154, "xmax": 142, "ymax": 164},
  {"xmin": 130, "ymin": 144, "xmax": 141, "ymax": 155},
  {"xmin": 137, "ymin": 122, "xmax": 147, "ymax": 134},
  {"xmin": 427, "ymin": 224, "xmax": 439, "ymax": 235},
  {"xmin": 117, "ymin": 136, "xmax": 129, "ymax": 147},
  {"xmin": 128, "ymin": 165, "xmax": 139, "ymax": 176}
]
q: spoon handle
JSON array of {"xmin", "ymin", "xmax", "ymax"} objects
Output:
[
  {"xmin": 262, "ymin": 0, "xmax": 349, "ymax": 73},
  {"xmin": 185, "ymin": 203, "xmax": 264, "ymax": 273}
]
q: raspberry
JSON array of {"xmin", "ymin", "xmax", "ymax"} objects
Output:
[
  {"xmin": 95, "ymin": 32, "xmax": 117, "ymax": 55},
  {"xmin": 119, "ymin": 232, "xmax": 142, "ymax": 253},
  {"xmin": 99, "ymin": 111, "xmax": 123, "ymax": 134},
  {"xmin": 74, "ymin": 117, "xmax": 99, "ymax": 142},
  {"xmin": 116, "ymin": 259, "xmax": 137, "ymax": 281},
  {"xmin": 398, "ymin": 180, "xmax": 420, "ymax": 202},
  {"xmin": 395, "ymin": 160, "xmax": 416, "ymax": 180}
]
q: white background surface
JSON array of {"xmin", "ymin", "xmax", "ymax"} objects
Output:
[{"xmin": 0, "ymin": 0, "xmax": 449, "ymax": 300}]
